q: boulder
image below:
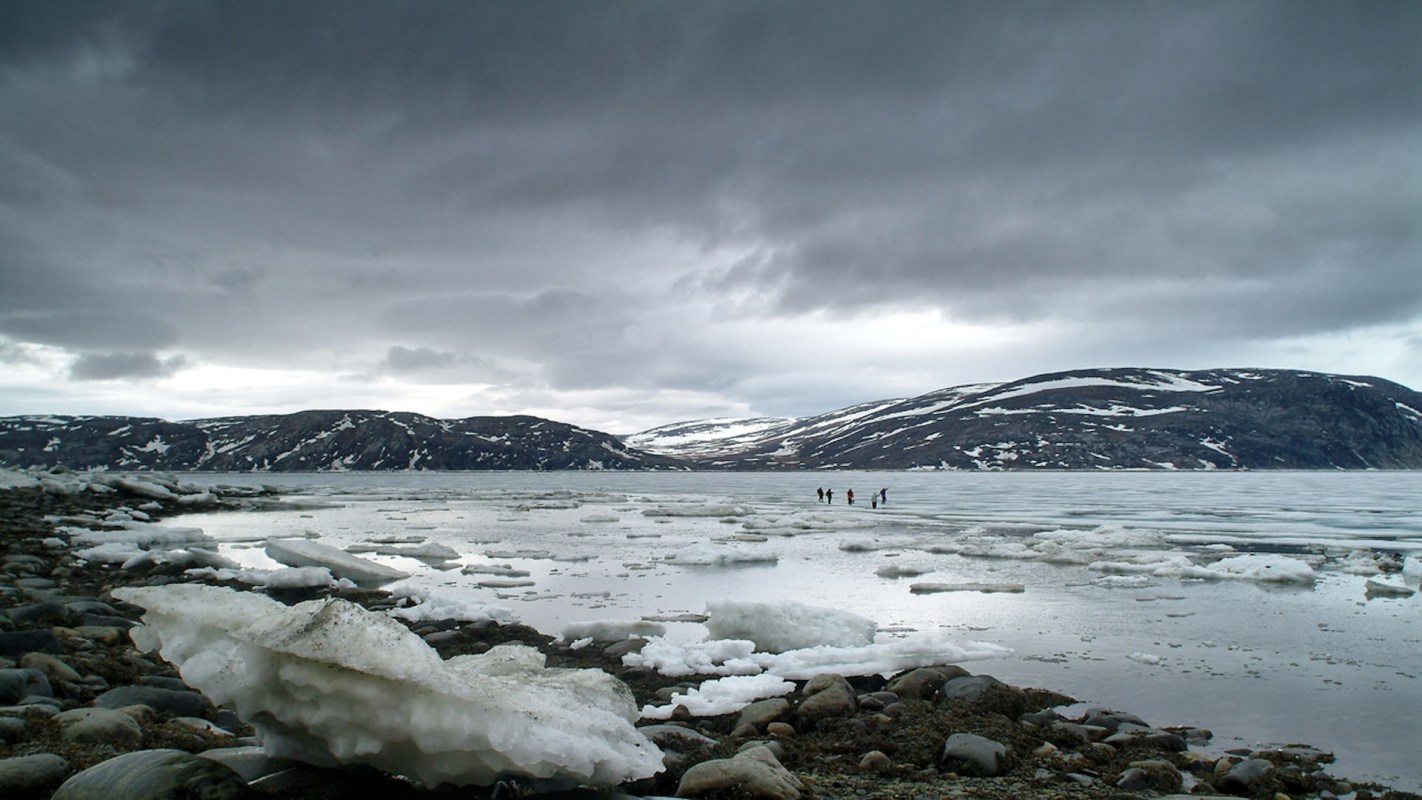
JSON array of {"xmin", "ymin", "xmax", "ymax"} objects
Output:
[
  {"xmin": 794, "ymin": 674, "xmax": 857, "ymax": 727},
  {"xmin": 93, "ymin": 686, "xmax": 208, "ymax": 718},
  {"xmin": 0, "ymin": 669, "xmax": 52, "ymax": 705},
  {"xmin": 676, "ymin": 745, "xmax": 804, "ymax": 799},
  {"xmin": 50, "ymin": 749, "xmax": 250, "ymax": 800},
  {"xmin": 55, "ymin": 708, "xmax": 143, "ymax": 747},
  {"xmin": 941, "ymin": 732, "xmax": 1010, "ymax": 777},
  {"xmin": 0, "ymin": 753, "xmax": 70, "ymax": 799},
  {"xmin": 736, "ymin": 697, "xmax": 791, "ymax": 731},
  {"xmin": 885, "ymin": 665, "xmax": 968, "ymax": 699}
]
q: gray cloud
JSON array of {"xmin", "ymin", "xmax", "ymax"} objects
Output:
[
  {"xmin": 0, "ymin": 1, "xmax": 1418, "ymax": 427},
  {"xmin": 69, "ymin": 352, "xmax": 187, "ymax": 381}
]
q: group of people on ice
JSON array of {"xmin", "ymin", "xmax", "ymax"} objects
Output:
[{"xmin": 817, "ymin": 486, "xmax": 887, "ymax": 508}]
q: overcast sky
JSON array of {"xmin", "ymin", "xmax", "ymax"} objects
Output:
[{"xmin": 1, "ymin": 1, "xmax": 1419, "ymax": 434}]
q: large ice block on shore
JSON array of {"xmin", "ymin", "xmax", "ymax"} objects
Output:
[{"xmin": 113, "ymin": 584, "xmax": 662, "ymax": 788}]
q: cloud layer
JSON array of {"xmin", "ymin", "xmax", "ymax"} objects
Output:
[{"xmin": 2, "ymin": 1, "xmax": 1419, "ymax": 432}]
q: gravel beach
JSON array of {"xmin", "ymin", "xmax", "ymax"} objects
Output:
[{"xmin": 1, "ymin": 475, "xmax": 1416, "ymax": 800}]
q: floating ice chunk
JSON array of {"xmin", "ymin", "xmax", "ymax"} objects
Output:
[
  {"xmin": 560, "ymin": 618, "xmax": 668, "ymax": 643},
  {"xmin": 620, "ymin": 638, "xmax": 764, "ymax": 678},
  {"xmin": 1091, "ymin": 575, "xmax": 1156, "ymax": 589},
  {"xmin": 461, "ymin": 563, "xmax": 530, "ymax": 577},
  {"xmin": 876, "ymin": 564, "xmax": 932, "ymax": 578},
  {"xmin": 909, "ymin": 582, "xmax": 1025, "ymax": 594},
  {"xmin": 639, "ymin": 674, "xmax": 795, "ymax": 720},
  {"xmin": 387, "ymin": 587, "xmax": 516, "ymax": 624},
  {"xmin": 643, "ymin": 503, "xmax": 754, "ymax": 518},
  {"xmin": 666, "ymin": 542, "xmax": 777, "ymax": 566},
  {"xmin": 67, "ymin": 523, "xmax": 214, "ymax": 548},
  {"xmin": 484, "ymin": 549, "xmax": 555, "ymax": 560},
  {"xmin": 1127, "ymin": 652, "xmax": 1164, "ymax": 665},
  {"xmin": 349, "ymin": 542, "xmax": 460, "ymax": 560},
  {"xmin": 1208, "ymin": 554, "xmax": 1316, "ymax": 584},
  {"xmin": 112, "ymin": 584, "xmax": 660, "ymax": 788},
  {"xmin": 75, "ymin": 542, "xmax": 145, "ymax": 564},
  {"xmin": 265, "ymin": 538, "xmax": 409, "ymax": 583},
  {"xmin": 255, "ymin": 567, "xmax": 345, "ymax": 589},
  {"xmin": 477, "ymin": 578, "xmax": 537, "ymax": 589},
  {"xmin": 759, "ymin": 635, "xmax": 1012, "ymax": 680},
  {"xmin": 1404, "ymin": 556, "xmax": 1422, "ymax": 577},
  {"xmin": 580, "ymin": 514, "xmax": 620, "ymax": 524},
  {"xmin": 1339, "ymin": 549, "xmax": 1385, "ymax": 576},
  {"xmin": 1364, "ymin": 578, "xmax": 1416, "ymax": 598},
  {"xmin": 1033, "ymin": 526, "xmax": 1167, "ymax": 550},
  {"xmin": 706, "ymin": 600, "xmax": 876, "ymax": 652},
  {"xmin": 624, "ymin": 633, "xmax": 1011, "ymax": 683}
]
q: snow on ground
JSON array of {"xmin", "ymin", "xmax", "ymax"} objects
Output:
[{"xmin": 639, "ymin": 674, "xmax": 795, "ymax": 719}]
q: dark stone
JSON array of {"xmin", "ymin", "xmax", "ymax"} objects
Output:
[
  {"xmin": 51, "ymin": 749, "xmax": 250, "ymax": 800},
  {"xmin": 0, "ymin": 669, "xmax": 52, "ymax": 705},
  {"xmin": 0, "ymin": 753, "xmax": 70, "ymax": 799},
  {"xmin": 94, "ymin": 685, "xmax": 208, "ymax": 717},
  {"xmin": 938, "ymin": 674, "xmax": 1008, "ymax": 703},
  {"xmin": 6, "ymin": 602, "xmax": 70, "ymax": 624},
  {"xmin": 941, "ymin": 732, "xmax": 1009, "ymax": 777},
  {"xmin": 0, "ymin": 630, "xmax": 62, "ymax": 657}
]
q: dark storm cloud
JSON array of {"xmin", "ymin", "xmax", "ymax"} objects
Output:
[
  {"xmin": 69, "ymin": 352, "xmax": 186, "ymax": 381},
  {"xmin": 1, "ymin": 1, "xmax": 1419, "ymax": 422}
]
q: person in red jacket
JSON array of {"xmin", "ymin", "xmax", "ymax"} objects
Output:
[{"xmin": 846, "ymin": 488, "xmax": 855, "ymax": 505}]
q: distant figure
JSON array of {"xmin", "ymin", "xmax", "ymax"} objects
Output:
[
  {"xmin": 880, "ymin": 487, "xmax": 888, "ymax": 505},
  {"xmin": 846, "ymin": 489, "xmax": 855, "ymax": 505},
  {"xmin": 872, "ymin": 496, "xmax": 878, "ymax": 509},
  {"xmin": 817, "ymin": 487, "xmax": 825, "ymax": 503},
  {"xmin": 826, "ymin": 489, "xmax": 833, "ymax": 504}
]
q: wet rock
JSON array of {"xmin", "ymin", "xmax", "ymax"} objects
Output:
[
  {"xmin": 941, "ymin": 732, "xmax": 1010, "ymax": 777},
  {"xmin": 0, "ymin": 753, "xmax": 70, "ymax": 799},
  {"xmin": 795, "ymin": 674, "xmax": 857, "ymax": 727},
  {"xmin": 885, "ymin": 666, "xmax": 967, "ymax": 699},
  {"xmin": 676, "ymin": 744, "xmax": 804, "ymax": 799},
  {"xmin": 1218, "ymin": 757, "xmax": 1275, "ymax": 794},
  {"xmin": 1104, "ymin": 724, "xmax": 1187, "ymax": 752},
  {"xmin": 0, "ymin": 669, "xmax": 52, "ymax": 705},
  {"xmin": 1083, "ymin": 709, "xmax": 1150, "ymax": 733},
  {"xmin": 19, "ymin": 653, "xmax": 81, "ymax": 684},
  {"xmin": 0, "ymin": 630, "xmax": 63, "ymax": 657},
  {"xmin": 0, "ymin": 715, "xmax": 27, "ymax": 742},
  {"xmin": 93, "ymin": 685, "xmax": 208, "ymax": 717},
  {"xmin": 51, "ymin": 749, "xmax": 250, "ymax": 800},
  {"xmin": 858, "ymin": 750, "xmax": 892, "ymax": 771},
  {"xmin": 737, "ymin": 697, "xmax": 791, "ymax": 731},
  {"xmin": 55, "ymin": 707, "xmax": 143, "ymax": 747},
  {"xmin": 197, "ymin": 746, "xmax": 300, "ymax": 783},
  {"xmin": 938, "ymin": 674, "xmax": 1009, "ymax": 703}
]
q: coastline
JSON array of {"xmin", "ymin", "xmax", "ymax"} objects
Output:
[{"xmin": 0, "ymin": 475, "xmax": 1416, "ymax": 800}]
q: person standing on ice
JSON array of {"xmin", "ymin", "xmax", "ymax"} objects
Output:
[
  {"xmin": 826, "ymin": 488, "xmax": 833, "ymax": 504},
  {"xmin": 817, "ymin": 487, "xmax": 825, "ymax": 503},
  {"xmin": 880, "ymin": 487, "xmax": 887, "ymax": 505},
  {"xmin": 846, "ymin": 488, "xmax": 854, "ymax": 505}
]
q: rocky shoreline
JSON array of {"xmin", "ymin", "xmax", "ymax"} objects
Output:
[{"xmin": 0, "ymin": 476, "xmax": 1416, "ymax": 800}]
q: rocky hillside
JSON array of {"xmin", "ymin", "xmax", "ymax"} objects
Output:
[
  {"xmin": 0, "ymin": 410, "xmax": 682, "ymax": 472},
  {"xmin": 626, "ymin": 368, "xmax": 1422, "ymax": 470},
  {"xmin": 5, "ymin": 368, "xmax": 1420, "ymax": 472}
]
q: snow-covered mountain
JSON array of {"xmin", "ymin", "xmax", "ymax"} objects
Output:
[
  {"xmin": 4, "ymin": 368, "xmax": 1420, "ymax": 472},
  {"xmin": 627, "ymin": 368, "xmax": 1422, "ymax": 470},
  {"xmin": 0, "ymin": 410, "xmax": 682, "ymax": 472}
]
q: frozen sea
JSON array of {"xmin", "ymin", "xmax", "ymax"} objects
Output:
[{"xmin": 170, "ymin": 470, "xmax": 1422, "ymax": 791}]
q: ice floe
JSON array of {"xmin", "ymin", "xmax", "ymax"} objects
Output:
[
  {"xmin": 265, "ymin": 538, "xmax": 409, "ymax": 583},
  {"xmin": 665, "ymin": 542, "xmax": 778, "ymax": 566},
  {"xmin": 705, "ymin": 601, "xmax": 876, "ymax": 652}
]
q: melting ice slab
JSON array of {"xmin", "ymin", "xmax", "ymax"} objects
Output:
[{"xmin": 112, "ymin": 584, "xmax": 662, "ymax": 788}]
